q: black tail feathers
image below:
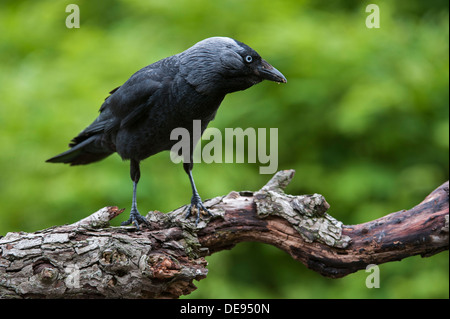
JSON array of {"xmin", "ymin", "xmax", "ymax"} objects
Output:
[{"xmin": 46, "ymin": 135, "xmax": 113, "ymax": 166}]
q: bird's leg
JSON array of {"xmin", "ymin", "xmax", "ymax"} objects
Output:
[
  {"xmin": 121, "ymin": 159, "xmax": 149, "ymax": 230},
  {"xmin": 183, "ymin": 162, "xmax": 213, "ymax": 225}
]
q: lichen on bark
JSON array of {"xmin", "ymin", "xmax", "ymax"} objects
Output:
[{"xmin": 254, "ymin": 170, "xmax": 351, "ymax": 248}]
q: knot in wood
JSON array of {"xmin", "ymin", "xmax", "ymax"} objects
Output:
[
  {"xmin": 33, "ymin": 260, "xmax": 59, "ymax": 284},
  {"xmin": 99, "ymin": 248, "xmax": 131, "ymax": 275},
  {"xmin": 140, "ymin": 253, "xmax": 182, "ymax": 280}
]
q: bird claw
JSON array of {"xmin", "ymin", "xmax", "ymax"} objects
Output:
[
  {"xmin": 121, "ymin": 209, "xmax": 149, "ymax": 230},
  {"xmin": 185, "ymin": 196, "xmax": 213, "ymax": 226}
]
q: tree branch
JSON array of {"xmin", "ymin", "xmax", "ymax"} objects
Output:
[{"xmin": 0, "ymin": 170, "xmax": 448, "ymax": 298}]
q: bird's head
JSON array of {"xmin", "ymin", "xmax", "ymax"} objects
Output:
[{"xmin": 179, "ymin": 37, "xmax": 287, "ymax": 95}]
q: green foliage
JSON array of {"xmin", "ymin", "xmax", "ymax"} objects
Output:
[{"xmin": 0, "ymin": 0, "xmax": 448, "ymax": 298}]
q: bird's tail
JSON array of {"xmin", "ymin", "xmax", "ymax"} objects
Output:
[{"xmin": 46, "ymin": 135, "xmax": 113, "ymax": 166}]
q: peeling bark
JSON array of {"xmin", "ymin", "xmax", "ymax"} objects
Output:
[{"xmin": 0, "ymin": 170, "xmax": 448, "ymax": 298}]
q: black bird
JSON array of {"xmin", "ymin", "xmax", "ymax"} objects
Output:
[{"xmin": 46, "ymin": 37, "xmax": 287, "ymax": 228}]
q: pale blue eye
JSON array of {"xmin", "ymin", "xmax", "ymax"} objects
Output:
[{"xmin": 245, "ymin": 55, "xmax": 253, "ymax": 63}]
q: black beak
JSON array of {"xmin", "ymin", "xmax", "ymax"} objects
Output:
[{"xmin": 257, "ymin": 59, "xmax": 287, "ymax": 83}]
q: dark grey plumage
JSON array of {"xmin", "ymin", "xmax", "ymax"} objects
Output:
[{"xmin": 47, "ymin": 37, "xmax": 286, "ymax": 228}]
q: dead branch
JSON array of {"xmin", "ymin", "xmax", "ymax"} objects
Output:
[{"xmin": 0, "ymin": 170, "xmax": 448, "ymax": 298}]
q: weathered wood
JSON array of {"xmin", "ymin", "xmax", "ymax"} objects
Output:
[{"xmin": 0, "ymin": 170, "xmax": 448, "ymax": 298}]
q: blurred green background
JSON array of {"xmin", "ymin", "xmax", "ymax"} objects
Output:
[{"xmin": 0, "ymin": 0, "xmax": 448, "ymax": 298}]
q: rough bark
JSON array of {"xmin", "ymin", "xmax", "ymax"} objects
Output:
[{"xmin": 0, "ymin": 170, "xmax": 448, "ymax": 298}]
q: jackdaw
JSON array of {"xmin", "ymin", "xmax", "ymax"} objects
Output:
[{"xmin": 46, "ymin": 36, "xmax": 287, "ymax": 228}]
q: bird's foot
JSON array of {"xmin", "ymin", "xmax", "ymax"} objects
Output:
[
  {"xmin": 121, "ymin": 208, "xmax": 149, "ymax": 230},
  {"xmin": 185, "ymin": 195, "xmax": 213, "ymax": 226}
]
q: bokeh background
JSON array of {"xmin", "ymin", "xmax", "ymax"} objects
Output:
[{"xmin": 0, "ymin": 0, "xmax": 448, "ymax": 298}]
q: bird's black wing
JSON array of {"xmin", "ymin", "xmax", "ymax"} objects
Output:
[
  {"xmin": 101, "ymin": 61, "xmax": 174, "ymax": 130},
  {"xmin": 107, "ymin": 86, "xmax": 121, "ymax": 98},
  {"xmin": 71, "ymin": 60, "xmax": 173, "ymax": 146}
]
